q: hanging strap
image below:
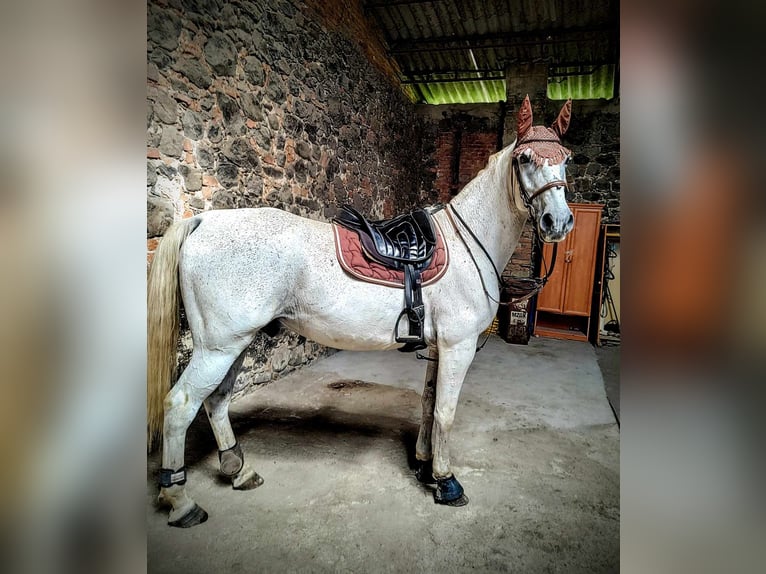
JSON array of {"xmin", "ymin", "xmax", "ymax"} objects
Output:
[{"xmin": 445, "ymin": 205, "xmax": 558, "ymax": 307}]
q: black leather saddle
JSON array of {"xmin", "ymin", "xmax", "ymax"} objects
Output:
[{"xmin": 335, "ymin": 205, "xmax": 437, "ymax": 352}]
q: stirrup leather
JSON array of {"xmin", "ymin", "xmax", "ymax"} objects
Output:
[{"xmin": 395, "ymin": 263, "xmax": 427, "ymax": 352}]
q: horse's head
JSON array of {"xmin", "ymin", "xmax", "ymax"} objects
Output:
[{"xmin": 512, "ymin": 96, "xmax": 575, "ymax": 243}]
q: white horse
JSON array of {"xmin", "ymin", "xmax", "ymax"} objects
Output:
[{"xmin": 147, "ymin": 96, "xmax": 576, "ymax": 527}]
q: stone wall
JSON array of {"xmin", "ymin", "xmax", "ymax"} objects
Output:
[
  {"xmin": 147, "ymin": 0, "xmax": 435, "ymax": 395},
  {"xmin": 505, "ymin": 91, "xmax": 620, "ymax": 225},
  {"xmin": 562, "ymin": 100, "xmax": 620, "ymax": 224}
]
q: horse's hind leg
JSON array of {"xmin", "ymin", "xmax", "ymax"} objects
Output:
[
  {"xmin": 158, "ymin": 344, "xmax": 250, "ymax": 527},
  {"xmin": 203, "ymin": 350, "xmax": 264, "ymax": 491},
  {"xmin": 415, "ymin": 347, "xmax": 438, "ymax": 483}
]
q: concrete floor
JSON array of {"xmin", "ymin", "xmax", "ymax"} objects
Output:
[{"xmin": 147, "ymin": 335, "xmax": 619, "ymax": 573}]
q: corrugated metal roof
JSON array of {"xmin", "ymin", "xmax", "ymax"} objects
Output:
[
  {"xmin": 548, "ymin": 63, "xmax": 615, "ymax": 100},
  {"xmin": 364, "ymin": 0, "xmax": 618, "ymax": 104}
]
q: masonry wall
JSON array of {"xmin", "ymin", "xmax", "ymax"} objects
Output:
[
  {"xmin": 562, "ymin": 100, "xmax": 620, "ymax": 223},
  {"xmin": 147, "ymin": 0, "xmax": 436, "ymax": 395}
]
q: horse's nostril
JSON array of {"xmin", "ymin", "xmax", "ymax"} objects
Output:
[
  {"xmin": 541, "ymin": 213, "xmax": 554, "ymax": 231},
  {"xmin": 566, "ymin": 213, "xmax": 574, "ymax": 229}
]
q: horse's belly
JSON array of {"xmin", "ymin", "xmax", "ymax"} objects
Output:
[
  {"xmin": 280, "ymin": 293, "xmax": 409, "ymax": 351},
  {"xmin": 283, "ymin": 277, "xmax": 423, "ymax": 351},
  {"xmin": 280, "ymin": 316, "xmax": 402, "ymax": 351}
]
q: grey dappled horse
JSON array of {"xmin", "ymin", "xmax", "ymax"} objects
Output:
[{"xmin": 147, "ymin": 96, "xmax": 575, "ymax": 527}]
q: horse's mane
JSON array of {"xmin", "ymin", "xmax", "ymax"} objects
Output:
[
  {"xmin": 487, "ymin": 140, "xmax": 517, "ymax": 166},
  {"xmin": 471, "ymin": 140, "xmax": 517, "ymax": 181}
]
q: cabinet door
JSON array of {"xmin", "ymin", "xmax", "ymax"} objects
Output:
[
  {"xmin": 536, "ymin": 241, "xmax": 567, "ymax": 312},
  {"xmin": 562, "ymin": 206, "xmax": 601, "ymax": 315}
]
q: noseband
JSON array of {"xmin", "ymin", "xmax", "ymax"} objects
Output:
[
  {"xmin": 521, "ymin": 177, "xmax": 569, "ymax": 205},
  {"xmin": 512, "ymin": 158, "xmax": 568, "ymax": 214}
]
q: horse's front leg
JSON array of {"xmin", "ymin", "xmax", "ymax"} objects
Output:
[
  {"xmin": 415, "ymin": 346, "xmax": 438, "ymax": 483},
  {"xmin": 431, "ymin": 337, "xmax": 476, "ymax": 506}
]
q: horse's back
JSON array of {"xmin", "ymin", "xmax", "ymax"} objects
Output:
[
  {"xmin": 182, "ymin": 207, "xmax": 328, "ymax": 260},
  {"xmin": 193, "ymin": 207, "xmax": 325, "ymax": 241}
]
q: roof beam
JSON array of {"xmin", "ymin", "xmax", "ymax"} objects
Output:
[
  {"xmin": 389, "ymin": 25, "xmax": 613, "ymax": 55},
  {"xmin": 399, "ymin": 59, "xmax": 615, "ymax": 84},
  {"xmin": 400, "ymin": 60, "xmax": 614, "ymax": 77},
  {"xmin": 548, "ymin": 62, "xmax": 613, "ymax": 77},
  {"xmin": 402, "ymin": 67, "xmax": 501, "ymax": 76},
  {"xmin": 400, "ymin": 75, "xmax": 505, "ymax": 85}
]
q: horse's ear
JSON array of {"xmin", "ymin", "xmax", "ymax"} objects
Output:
[
  {"xmin": 551, "ymin": 99, "xmax": 572, "ymax": 138},
  {"xmin": 517, "ymin": 95, "xmax": 533, "ymax": 140}
]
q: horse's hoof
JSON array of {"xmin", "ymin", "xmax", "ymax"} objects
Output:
[
  {"xmin": 434, "ymin": 475, "xmax": 469, "ymax": 506},
  {"xmin": 415, "ymin": 460, "xmax": 435, "ymax": 484},
  {"xmin": 168, "ymin": 503, "xmax": 208, "ymax": 528},
  {"xmin": 438, "ymin": 493, "xmax": 470, "ymax": 507},
  {"xmin": 233, "ymin": 471, "xmax": 264, "ymax": 491}
]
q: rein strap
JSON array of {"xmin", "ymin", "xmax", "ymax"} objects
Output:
[{"xmin": 444, "ymin": 161, "xmax": 564, "ymax": 308}]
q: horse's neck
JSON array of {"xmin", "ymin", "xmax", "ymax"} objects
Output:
[{"xmin": 449, "ymin": 149, "xmax": 527, "ymax": 273}]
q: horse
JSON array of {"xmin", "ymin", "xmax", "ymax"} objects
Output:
[{"xmin": 147, "ymin": 95, "xmax": 576, "ymax": 527}]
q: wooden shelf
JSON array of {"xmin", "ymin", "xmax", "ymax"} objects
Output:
[
  {"xmin": 533, "ymin": 203, "xmax": 603, "ymax": 342},
  {"xmin": 534, "ymin": 311, "xmax": 589, "ymax": 342}
]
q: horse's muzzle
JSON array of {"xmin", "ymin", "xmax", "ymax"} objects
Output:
[{"xmin": 539, "ymin": 210, "xmax": 574, "ymax": 242}]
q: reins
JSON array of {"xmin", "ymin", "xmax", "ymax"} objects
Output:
[
  {"xmin": 446, "ymin": 159, "xmax": 565, "ymax": 308},
  {"xmin": 416, "ymin": 151, "xmax": 568, "ymax": 361}
]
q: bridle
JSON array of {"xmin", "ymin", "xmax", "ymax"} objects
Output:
[
  {"xmin": 515, "ymin": 164, "xmax": 569, "ymax": 211},
  {"xmin": 446, "ymin": 149, "xmax": 570, "ymax": 308},
  {"xmin": 415, "ymin": 151, "xmax": 570, "ymax": 360},
  {"xmin": 507, "ymin": 156, "xmax": 568, "ymax": 301},
  {"xmin": 512, "ymin": 135, "xmax": 570, "ymax": 215}
]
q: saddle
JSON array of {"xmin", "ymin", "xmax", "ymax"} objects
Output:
[{"xmin": 334, "ymin": 205, "xmax": 437, "ymax": 352}]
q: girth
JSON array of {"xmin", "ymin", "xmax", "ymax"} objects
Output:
[{"xmin": 334, "ymin": 205, "xmax": 437, "ymax": 352}]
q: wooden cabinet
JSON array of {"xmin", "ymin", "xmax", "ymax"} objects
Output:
[{"xmin": 534, "ymin": 203, "xmax": 603, "ymax": 341}]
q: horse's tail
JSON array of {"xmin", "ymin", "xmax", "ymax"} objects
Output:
[{"xmin": 147, "ymin": 217, "xmax": 200, "ymax": 451}]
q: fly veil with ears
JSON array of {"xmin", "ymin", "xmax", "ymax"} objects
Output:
[{"xmin": 510, "ymin": 95, "xmax": 573, "ymax": 213}]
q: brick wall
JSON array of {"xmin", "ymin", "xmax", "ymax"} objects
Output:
[
  {"xmin": 419, "ymin": 106, "xmax": 501, "ymax": 203},
  {"xmin": 432, "ymin": 130, "xmax": 498, "ymax": 202},
  {"xmin": 147, "ymin": 0, "xmax": 436, "ymax": 395}
]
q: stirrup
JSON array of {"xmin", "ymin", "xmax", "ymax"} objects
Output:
[{"xmin": 395, "ymin": 307, "xmax": 427, "ymax": 352}]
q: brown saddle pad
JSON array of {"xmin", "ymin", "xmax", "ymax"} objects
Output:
[{"xmin": 333, "ymin": 218, "xmax": 449, "ymax": 288}]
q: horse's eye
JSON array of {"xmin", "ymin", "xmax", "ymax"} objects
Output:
[{"xmin": 518, "ymin": 154, "xmax": 530, "ymax": 164}]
